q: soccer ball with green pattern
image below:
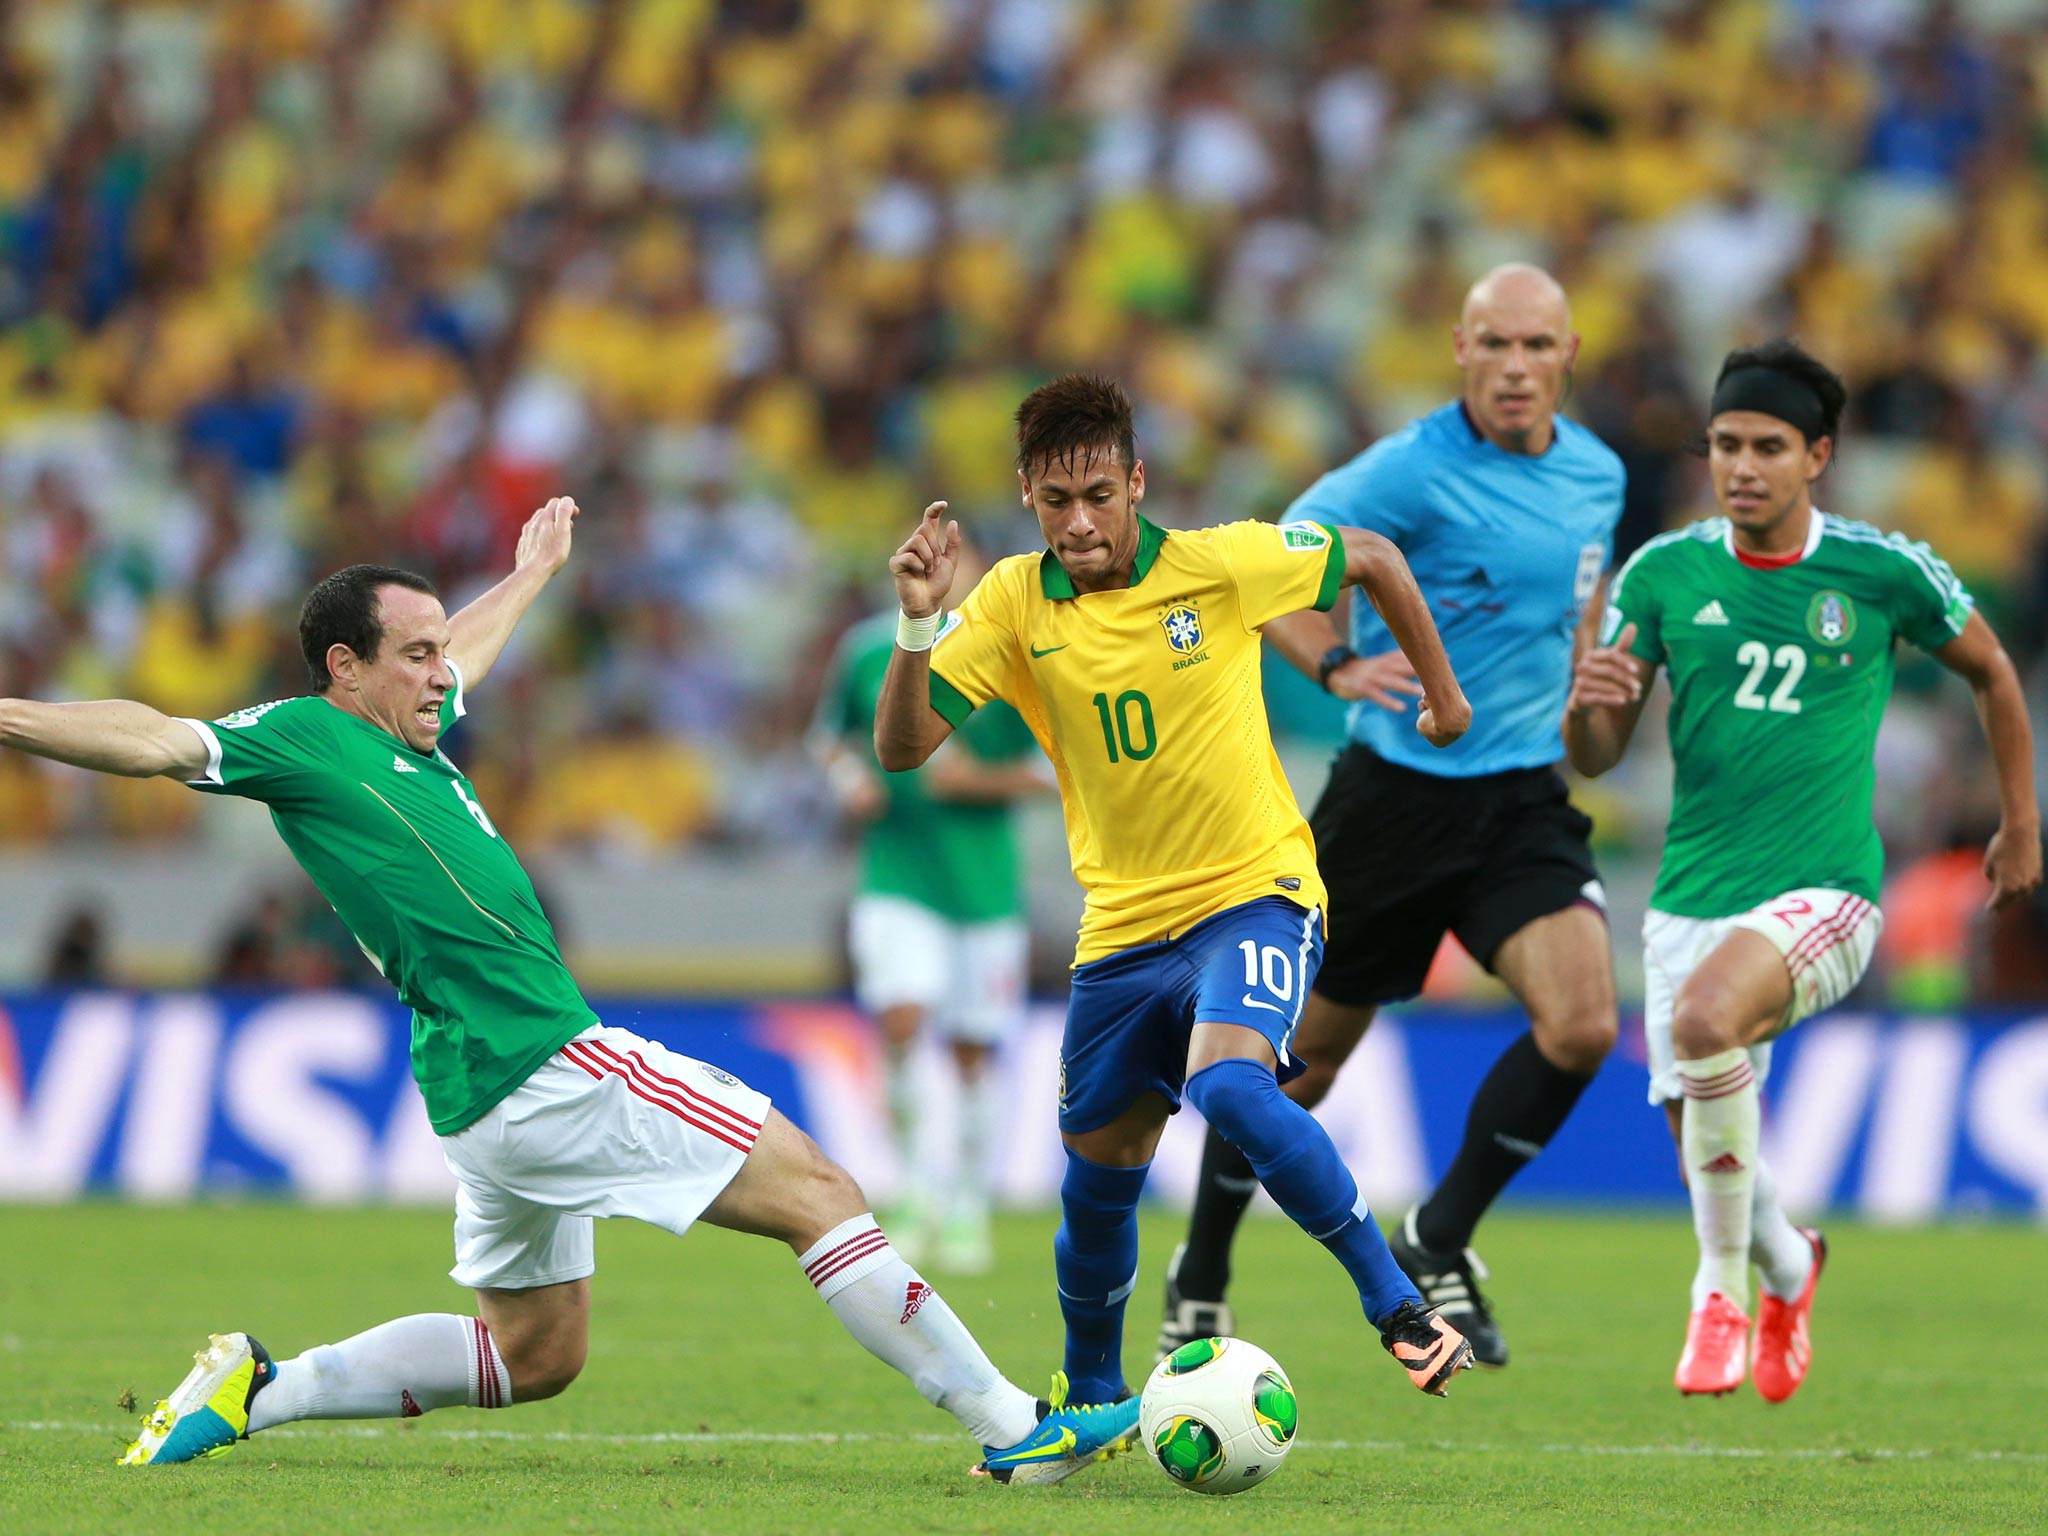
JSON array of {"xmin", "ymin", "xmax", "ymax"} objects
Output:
[{"xmin": 1138, "ymin": 1336, "xmax": 1298, "ymax": 1495}]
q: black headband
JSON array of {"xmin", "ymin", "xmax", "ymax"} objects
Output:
[{"xmin": 1709, "ymin": 366, "xmax": 1829, "ymax": 443}]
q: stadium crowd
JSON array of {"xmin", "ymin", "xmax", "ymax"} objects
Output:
[{"xmin": 3, "ymin": 0, "xmax": 2047, "ymax": 996}]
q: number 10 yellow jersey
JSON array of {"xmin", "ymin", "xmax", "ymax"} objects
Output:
[{"xmin": 928, "ymin": 516, "xmax": 1344, "ymax": 964}]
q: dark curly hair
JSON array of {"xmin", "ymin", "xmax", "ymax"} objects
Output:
[{"xmin": 1014, "ymin": 373, "xmax": 1137, "ymax": 480}]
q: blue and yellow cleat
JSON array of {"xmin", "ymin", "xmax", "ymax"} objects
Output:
[
  {"xmin": 119, "ymin": 1332, "xmax": 275, "ymax": 1466},
  {"xmin": 973, "ymin": 1372, "xmax": 1140, "ymax": 1486}
]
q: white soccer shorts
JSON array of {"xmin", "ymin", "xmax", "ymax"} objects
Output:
[
  {"xmin": 1643, "ymin": 888, "xmax": 1883, "ymax": 1106},
  {"xmin": 848, "ymin": 894, "xmax": 1028, "ymax": 1046},
  {"xmin": 440, "ymin": 1024, "xmax": 773, "ymax": 1291}
]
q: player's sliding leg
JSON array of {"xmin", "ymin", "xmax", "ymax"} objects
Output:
[
  {"xmin": 1396, "ymin": 907, "xmax": 1616, "ymax": 1370},
  {"xmin": 1669, "ymin": 929, "xmax": 1792, "ymax": 1396},
  {"xmin": 709, "ymin": 1109, "xmax": 1137, "ymax": 1482},
  {"xmin": 122, "ymin": 1309, "xmax": 530, "ymax": 1465},
  {"xmin": 1161, "ymin": 996, "xmax": 1376, "ymax": 1354},
  {"xmin": 1183, "ymin": 1031, "xmax": 1471, "ymax": 1397}
]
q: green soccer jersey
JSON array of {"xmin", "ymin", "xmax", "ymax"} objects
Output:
[
  {"xmin": 1604, "ymin": 511, "xmax": 1973, "ymax": 917},
  {"xmin": 180, "ymin": 663, "xmax": 598, "ymax": 1134},
  {"xmin": 817, "ymin": 612, "xmax": 1040, "ymax": 924}
]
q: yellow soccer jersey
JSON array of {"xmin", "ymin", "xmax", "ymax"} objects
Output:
[{"xmin": 928, "ymin": 516, "xmax": 1344, "ymax": 964}]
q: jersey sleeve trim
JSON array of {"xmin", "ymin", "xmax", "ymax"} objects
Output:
[
  {"xmin": 927, "ymin": 667, "xmax": 975, "ymax": 728},
  {"xmin": 177, "ymin": 718, "xmax": 224, "ymax": 786},
  {"xmin": 1312, "ymin": 522, "xmax": 1344, "ymax": 611},
  {"xmin": 447, "ymin": 658, "xmax": 468, "ymax": 721}
]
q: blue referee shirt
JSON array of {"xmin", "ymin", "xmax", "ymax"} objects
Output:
[{"xmin": 1283, "ymin": 401, "xmax": 1625, "ymax": 778}]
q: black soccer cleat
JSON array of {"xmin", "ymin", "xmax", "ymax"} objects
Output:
[
  {"xmin": 1377, "ymin": 1299, "xmax": 1474, "ymax": 1396},
  {"xmin": 1156, "ymin": 1242, "xmax": 1238, "ymax": 1358},
  {"xmin": 1389, "ymin": 1208, "xmax": 1508, "ymax": 1369}
]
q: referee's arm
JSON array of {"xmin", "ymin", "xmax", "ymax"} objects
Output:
[{"xmin": 1265, "ymin": 607, "xmax": 1343, "ymax": 677}]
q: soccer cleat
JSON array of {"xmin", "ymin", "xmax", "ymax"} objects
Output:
[
  {"xmin": 1156, "ymin": 1242, "xmax": 1237, "ymax": 1359},
  {"xmin": 1388, "ymin": 1208, "xmax": 1508, "ymax": 1368},
  {"xmin": 974, "ymin": 1371, "xmax": 1141, "ymax": 1485},
  {"xmin": 1753, "ymin": 1229, "xmax": 1827, "ymax": 1404},
  {"xmin": 1675, "ymin": 1292, "xmax": 1751, "ymax": 1396},
  {"xmin": 119, "ymin": 1332, "xmax": 275, "ymax": 1466},
  {"xmin": 1377, "ymin": 1300, "xmax": 1474, "ymax": 1396}
]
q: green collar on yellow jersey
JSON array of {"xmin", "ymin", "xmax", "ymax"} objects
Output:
[{"xmin": 1038, "ymin": 516, "xmax": 1167, "ymax": 600}]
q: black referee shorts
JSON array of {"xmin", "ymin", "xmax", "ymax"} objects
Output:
[{"xmin": 1309, "ymin": 744, "xmax": 1603, "ymax": 1008}]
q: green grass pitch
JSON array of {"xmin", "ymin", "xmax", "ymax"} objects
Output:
[{"xmin": 2, "ymin": 1204, "xmax": 2042, "ymax": 1534}]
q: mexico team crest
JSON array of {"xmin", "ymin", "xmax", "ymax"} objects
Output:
[
  {"xmin": 1161, "ymin": 604, "xmax": 1204, "ymax": 655},
  {"xmin": 1806, "ymin": 590, "xmax": 1856, "ymax": 646}
]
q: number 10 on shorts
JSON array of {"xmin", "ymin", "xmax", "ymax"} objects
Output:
[{"xmin": 1239, "ymin": 939, "xmax": 1295, "ymax": 1003}]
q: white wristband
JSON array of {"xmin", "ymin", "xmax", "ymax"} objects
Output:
[{"xmin": 896, "ymin": 608, "xmax": 943, "ymax": 652}]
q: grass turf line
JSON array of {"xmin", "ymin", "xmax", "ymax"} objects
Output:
[{"xmin": 1, "ymin": 1204, "xmax": 2042, "ymax": 1535}]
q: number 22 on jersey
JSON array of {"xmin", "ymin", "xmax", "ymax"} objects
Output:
[{"xmin": 1732, "ymin": 639, "xmax": 1805, "ymax": 715}]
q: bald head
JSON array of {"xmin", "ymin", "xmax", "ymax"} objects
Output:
[
  {"xmin": 1462, "ymin": 263, "xmax": 1571, "ymax": 331},
  {"xmin": 1453, "ymin": 263, "xmax": 1579, "ymax": 455}
]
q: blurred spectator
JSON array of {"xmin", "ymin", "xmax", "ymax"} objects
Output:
[
  {"xmin": 42, "ymin": 904, "xmax": 109, "ymax": 987},
  {"xmin": 527, "ymin": 701, "xmax": 717, "ymax": 859}
]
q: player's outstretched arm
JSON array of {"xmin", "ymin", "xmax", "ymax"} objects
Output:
[
  {"xmin": 1563, "ymin": 621, "xmax": 1652, "ymax": 777},
  {"xmin": 446, "ymin": 496, "xmax": 579, "ymax": 689},
  {"xmin": 1934, "ymin": 611, "xmax": 2043, "ymax": 909},
  {"xmin": 1337, "ymin": 526, "xmax": 1470, "ymax": 746},
  {"xmin": 875, "ymin": 501, "xmax": 960, "ymax": 771},
  {"xmin": 0, "ymin": 697, "xmax": 208, "ymax": 779}
]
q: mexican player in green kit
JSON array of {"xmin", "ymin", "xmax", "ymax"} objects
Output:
[
  {"xmin": 814, "ymin": 536, "xmax": 1048, "ymax": 1272},
  {"xmin": 1566, "ymin": 341, "xmax": 2042, "ymax": 1401},
  {"xmin": 0, "ymin": 497, "xmax": 1141, "ymax": 1482}
]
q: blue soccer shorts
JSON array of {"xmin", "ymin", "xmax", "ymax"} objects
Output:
[{"xmin": 1058, "ymin": 895, "xmax": 1326, "ymax": 1135}]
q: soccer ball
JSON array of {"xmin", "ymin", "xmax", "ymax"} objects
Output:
[{"xmin": 1138, "ymin": 1336, "xmax": 1298, "ymax": 1495}]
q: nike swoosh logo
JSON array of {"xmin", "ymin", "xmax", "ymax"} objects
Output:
[
  {"xmin": 1240, "ymin": 994, "xmax": 1287, "ymax": 1015},
  {"xmin": 1030, "ymin": 644, "xmax": 1068, "ymax": 658}
]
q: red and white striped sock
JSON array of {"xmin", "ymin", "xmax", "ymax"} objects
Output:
[
  {"xmin": 246, "ymin": 1315, "xmax": 511, "ymax": 1432},
  {"xmin": 797, "ymin": 1214, "xmax": 1037, "ymax": 1449},
  {"xmin": 1679, "ymin": 1048, "xmax": 1760, "ymax": 1311}
]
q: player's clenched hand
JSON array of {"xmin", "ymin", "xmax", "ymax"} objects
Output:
[
  {"xmin": 1568, "ymin": 622, "xmax": 1645, "ymax": 713},
  {"xmin": 1983, "ymin": 822, "xmax": 2044, "ymax": 911},
  {"xmin": 515, "ymin": 496, "xmax": 578, "ymax": 576},
  {"xmin": 890, "ymin": 501, "xmax": 960, "ymax": 617},
  {"xmin": 1329, "ymin": 650, "xmax": 1426, "ymax": 711},
  {"xmin": 1416, "ymin": 690, "xmax": 1471, "ymax": 748}
]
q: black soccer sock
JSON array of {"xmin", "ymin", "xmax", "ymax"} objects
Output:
[
  {"xmin": 1173, "ymin": 1125, "xmax": 1262, "ymax": 1301},
  {"xmin": 1414, "ymin": 1030, "xmax": 1593, "ymax": 1253}
]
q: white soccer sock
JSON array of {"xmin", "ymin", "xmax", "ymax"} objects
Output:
[
  {"xmin": 1679, "ymin": 1048, "xmax": 1761, "ymax": 1311},
  {"xmin": 1750, "ymin": 1155, "xmax": 1814, "ymax": 1300},
  {"xmin": 247, "ymin": 1315, "xmax": 510, "ymax": 1432},
  {"xmin": 798, "ymin": 1214, "xmax": 1038, "ymax": 1448},
  {"xmin": 954, "ymin": 1065, "xmax": 999, "ymax": 1216},
  {"xmin": 883, "ymin": 1045, "xmax": 924, "ymax": 1201}
]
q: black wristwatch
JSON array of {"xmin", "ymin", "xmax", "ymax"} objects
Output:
[{"xmin": 1316, "ymin": 643, "xmax": 1358, "ymax": 691}]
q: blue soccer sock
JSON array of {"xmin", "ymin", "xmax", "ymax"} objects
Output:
[
  {"xmin": 1053, "ymin": 1149, "xmax": 1149, "ymax": 1403},
  {"xmin": 1185, "ymin": 1058, "xmax": 1419, "ymax": 1328}
]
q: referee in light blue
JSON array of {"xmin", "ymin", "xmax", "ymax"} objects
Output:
[{"xmin": 1160, "ymin": 264, "xmax": 1626, "ymax": 1369}]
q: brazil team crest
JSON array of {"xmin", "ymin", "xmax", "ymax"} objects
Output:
[
  {"xmin": 1806, "ymin": 590, "xmax": 1856, "ymax": 646},
  {"xmin": 1160, "ymin": 604, "xmax": 1204, "ymax": 655}
]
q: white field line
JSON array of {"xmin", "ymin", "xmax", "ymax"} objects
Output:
[{"xmin": 11, "ymin": 1420, "xmax": 2046, "ymax": 1464}]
